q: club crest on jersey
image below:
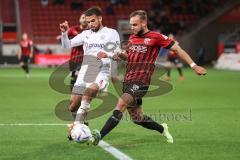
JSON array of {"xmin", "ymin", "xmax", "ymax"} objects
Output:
[
  {"xmin": 144, "ymin": 38, "xmax": 151, "ymax": 45},
  {"xmin": 132, "ymin": 84, "xmax": 139, "ymax": 91}
]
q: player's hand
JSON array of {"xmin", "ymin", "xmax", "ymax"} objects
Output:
[
  {"xmin": 192, "ymin": 65, "xmax": 207, "ymax": 75},
  {"xmin": 97, "ymin": 51, "xmax": 108, "ymax": 60},
  {"xmin": 112, "ymin": 53, "xmax": 121, "ymax": 61},
  {"xmin": 59, "ymin": 20, "xmax": 69, "ymax": 32},
  {"xmin": 30, "ymin": 54, "xmax": 33, "ymax": 58}
]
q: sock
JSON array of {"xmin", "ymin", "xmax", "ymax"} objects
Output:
[
  {"xmin": 133, "ymin": 115, "xmax": 164, "ymax": 133},
  {"xmin": 75, "ymin": 101, "xmax": 90, "ymax": 124},
  {"xmin": 25, "ymin": 64, "xmax": 29, "ymax": 74},
  {"xmin": 177, "ymin": 68, "xmax": 183, "ymax": 76},
  {"xmin": 70, "ymin": 72, "xmax": 76, "ymax": 91},
  {"xmin": 100, "ymin": 110, "xmax": 123, "ymax": 139},
  {"xmin": 71, "ymin": 111, "xmax": 77, "ymax": 119},
  {"xmin": 21, "ymin": 65, "xmax": 27, "ymax": 73},
  {"xmin": 167, "ymin": 68, "xmax": 171, "ymax": 77}
]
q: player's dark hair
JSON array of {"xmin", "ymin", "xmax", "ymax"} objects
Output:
[
  {"xmin": 130, "ymin": 10, "xmax": 147, "ymax": 21},
  {"xmin": 84, "ymin": 7, "xmax": 102, "ymax": 16}
]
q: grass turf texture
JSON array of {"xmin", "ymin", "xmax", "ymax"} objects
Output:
[{"xmin": 0, "ymin": 67, "xmax": 239, "ymax": 160}]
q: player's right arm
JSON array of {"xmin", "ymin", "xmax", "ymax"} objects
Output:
[
  {"xmin": 114, "ymin": 50, "xmax": 128, "ymax": 61},
  {"xmin": 59, "ymin": 21, "xmax": 84, "ymax": 49}
]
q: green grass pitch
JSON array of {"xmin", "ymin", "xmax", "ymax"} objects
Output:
[{"xmin": 0, "ymin": 67, "xmax": 240, "ymax": 160}]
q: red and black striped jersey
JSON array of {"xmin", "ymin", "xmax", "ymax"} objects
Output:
[
  {"xmin": 68, "ymin": 25, "xmax": 84, "ymax": 63},
  {"xmin": 124, "ymin": 31, "xmax": 175, "ymax": 84},
  {"xmin": 19, "ymin": 39, "xmax": 33, "ymax": 56}
]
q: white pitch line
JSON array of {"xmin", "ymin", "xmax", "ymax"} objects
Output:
[
  {"xmin": 0, "ymin": 123, "xmax": 67, "ymax": 126},
  {"xmin": 99, "ymin": 141, "xmax": 133, "ymax": 160},
  {"xmin": 0, "ymin": 123, "xmax": 133, "ymax": 160}
]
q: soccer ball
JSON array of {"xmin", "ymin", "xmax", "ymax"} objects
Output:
[{"xmin": 70, "ymin": 123, "xmax": 92, "ymax": 143}]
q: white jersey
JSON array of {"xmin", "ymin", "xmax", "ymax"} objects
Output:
[
  {"xmin": 61, "ymin": 27, "xmax": 120, "ymax": 93},
  {"xmin": 62, "ymin": 26, "xmax": 120, "ymax": 56}
]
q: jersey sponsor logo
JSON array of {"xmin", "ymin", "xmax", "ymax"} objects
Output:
[
  {"xmin": 144, "ymin": 38, "xmax": 151, "ymax": 45},
  {"xmin": 129, "ymin": 45, "xmax": 147, "ymax": 53},
  {"xmin": 85, "ymin": 43, "xmax": 105, "ymax": 49},
  {"xmin": 162, "ymin": 34, "xmax": 168, "ymax": 40}
]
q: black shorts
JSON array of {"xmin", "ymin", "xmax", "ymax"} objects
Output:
[
  {"xmin": 69, "ymin": 61, "xmax": 81, "ymax": 72},
  {"xmin": 168, "ymin": 57, "xmax": 180, "ymax": 65},
  {"xmin": 20, "ymin": 56, "xmax": 30, "ymax": 64},
  {"xmin": 122, "ymin": 82, "xmax": 149, "ymax": 106}
]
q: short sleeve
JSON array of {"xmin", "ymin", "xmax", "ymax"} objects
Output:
[{"xmin": 156, "ymin": 33, "xmax": 175, "ymax": 49}]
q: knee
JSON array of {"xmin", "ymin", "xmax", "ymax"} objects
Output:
[{"xmin": 112, "ymin": 110, "xmax": 123, "ymax": 122}]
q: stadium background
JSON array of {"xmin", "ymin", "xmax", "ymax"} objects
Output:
[{"xmin": 0, "ymin": 0, "xmax": 240, "ymax": 160}]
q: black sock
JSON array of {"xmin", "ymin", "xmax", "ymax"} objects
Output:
[
  {"xmin": 70, "ymin": 71, "xmax": 76, "ymax": 91},
  {"xmin": 100, "ymin": 110, "xmax": 123, "ymax": 139},
  {"xmin": 177, "ymin": 68, "xmax": 183, "ymax": 76},
  {"xmin": 167, "ymin": 68, "xmax": 171, "ymax": 77},
  {"xmin": 21, "ymin": 65, "xmax": 27, "ymax": 73},
  {"xmin": 25, "ymin": 64, "xmax": 29, "ymax": 74},
  {"xmin": 133, "ymin": 115, "xmax": 164, "ymax": 133},
  {"xmin": 71, "ymin": 111, "xmax": 76, "ymax": 119}
]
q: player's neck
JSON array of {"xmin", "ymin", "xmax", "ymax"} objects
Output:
[
  {"xmin": 80, "ymin": 24, "xmax": 88, "ymax": 30},
  {"xmin": 142, "ymin": 28, "xmax": 149, "ymax": 35},
  {"xmin": 97, "ymin": 25, "xmax": 104, "ymax": 32}
]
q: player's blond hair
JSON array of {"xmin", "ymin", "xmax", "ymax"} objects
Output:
[{"xmin": 130, "ymin": 10, "xmax": 147, "ymax": 21}]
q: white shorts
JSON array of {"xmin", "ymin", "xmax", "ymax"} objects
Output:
[{"xmin": 72, "ymin": 66, "xmax": 110, "ymax": 95}]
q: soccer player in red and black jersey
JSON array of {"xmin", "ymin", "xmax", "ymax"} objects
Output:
[
  {"xmin": 68, "ymin": 14, "xmax": 88, "ymax": 90},
  {"xmin": 96, "ymin": 10, "xmax": 206, "ymax": 144},
  {"xmin": 165, "ymin": 33, "xmax": 184, "ymax": 81},
  {"xmin": 18, "ymin": 33, "xmax": 33, "ymax": 78}
]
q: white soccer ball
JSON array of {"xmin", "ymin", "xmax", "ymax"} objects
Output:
[{"xmin": 71, "ymin": 123, "xmax": 92, "ymax": 143}]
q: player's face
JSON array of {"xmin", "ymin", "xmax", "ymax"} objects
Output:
[
  {"xmin": 22, "ymin": 33, "xmax": 28, "ymax": 40},
  {"xmin": 79, "ymin": 14, "xmax": 87, "ymax": 27},
  {"xmin": 130, "ymin": 16, "xmax": 146, "ymax": 35},
  {"xmin": 85, "ymin": 15, "xmax": 102, "ymax": 32}
]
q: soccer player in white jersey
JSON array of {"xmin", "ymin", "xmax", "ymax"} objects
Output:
[{"xmin": 60, "ymin": 7, "xmax": 120, "ymax": 144}]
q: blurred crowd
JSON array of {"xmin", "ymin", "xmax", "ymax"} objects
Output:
[{"xmin": 148, "ymin": 0, "xmax": 226, "ymax": 36}]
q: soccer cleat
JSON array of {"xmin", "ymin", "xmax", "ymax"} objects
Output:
[
  {"xmin": 67, "ymin": 135, "xmax": 73, "ymax": 141},
  {"xmin": 179, "ymin": 76, "xmax": 184, "ymax": 81},
  {"xmin": 161, "ymin": 123, "xmax": 173, "ymax": 143},
  {"xmin": 91, "ymin": 129, "xmax": 101, "ymax": 146},
  {"xmin": 165, "ymin": 76, "xmax": 171, "ymax": 81}
]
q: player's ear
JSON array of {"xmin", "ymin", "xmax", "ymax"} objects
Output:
[
  {"xmin": 98, "ymin": 16, "xmax": 102, "ymax": 22},
  {"xmin": 142, "ymin": 20, "xmax": 147, "ymax": 27}
]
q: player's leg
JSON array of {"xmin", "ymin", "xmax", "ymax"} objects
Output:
[
  {"xmin": 75, "ymin": 83, "xmax": 99, "ymax": 124},
  {"xmin": 127, "ymin": 104, "xmax": 173, "ymax": 143},
  {"xmin": 69, "ymin": 94, "xmax": 82, "ymax": 119},
  {"xmin": 25, "ymin": 56, "xmax": 30, "ymax": 75},
  {"xmin": 174, "ymin": 59, "xmax": 184, "ymax": 80},
  {"xmin": 19, "ymin": 56, "xmax": 28, "ymax": 74},
  {"xmin": 69, "ymin": 61, "xmax": 80, "ymax": 91},
  {"xmin": 99, "ymin": 92, "xmax": 133, "ymax": 140},
  {"xmin": 127, "ymin": 102, "xmax": 163, "ymax": 133},
  {"xmin": 70, "ymin": 71, "xmax": 77, "ymax": 91},
  {"xmin": 165, "ymin": 61, "xmax": 171, "ymax": 81}
]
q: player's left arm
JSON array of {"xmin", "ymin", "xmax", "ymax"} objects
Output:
[
  {"xmin": 29, "ymin": 41, "xmax": 33, "ymax": 58},
  {"xmin": 170, "ymin": 42, "xmax": 206, "ymax": 75}
]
